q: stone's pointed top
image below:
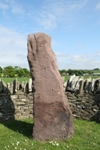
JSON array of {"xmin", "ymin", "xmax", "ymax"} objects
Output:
[
  {"xmin": 28, "ymin": 32, "xmax": 51, "ymax": 39},
  {"xmin": 27, "ymin": 32, "xmax": 74, "ymax": 141},
  {"xmin": 27, "ymin": 32, "xmax": 51, "ymax": 49}
]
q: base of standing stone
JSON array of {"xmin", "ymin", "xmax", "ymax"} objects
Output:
[{"xmin": 33, "ymin": 101, "xmax": 73, "ymax": 140}]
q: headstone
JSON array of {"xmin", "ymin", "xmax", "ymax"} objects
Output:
[
  {"xmin": 84, "ymin": 77, "xmax": 92, "ymax": 93},
  {"xmin": 13, "ymin": 79, "xmax": 20, "ymax": 94},
  {"xmin": 91, "ymin": 79, "xmax": 96, "ymax": 92},
  {"xmin": 1, "ymin": 80, "xmax": 8, "ymax": 93},
  {"xmin": 27, "ymin": 32, "xmax": 74, "ymax": 141},
  {"xmin": 71, "ymin": 76, "xmax": 79, "ymax": 91},
  {"xmin": 79, "ymin": 78, "xmax": 84, "ymax": 93},
  {"xmin": 10, "ymin": 82, "xmax": 13, "ymax": 94},
  {"xmin": 21, "ymin": 81, "xmax": 26, "ymax": 92},
  {"xmin": 75, "ymin": 77, "xmax": 83, "ymax": 91},
  {"xmin": 7, "ymin": 83, "xmax": 11, "ymax": 94},
  {"xmin": 94, "ymin": 79, "xmax": 100, "ymax": 93},
  {"xmin": 66, "ymin": 75, "xmax": 78, "ymax": 92},
  {"xmin": 97, "ymin": 79, "xmax": 100, "ymax": 93},
  {"xmin": 28, "ymin": 78, "xmax": 32, "ymax": 92}
]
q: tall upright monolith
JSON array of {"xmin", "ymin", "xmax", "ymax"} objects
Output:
[{"xmin": 27, "ymin": 32, "xmax": 74, "ymax": 140}]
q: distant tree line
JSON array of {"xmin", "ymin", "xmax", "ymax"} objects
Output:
[
  {"xmin": 59, "ymin": 69, "xmax": 99, "ymax": 76},
  {"xmin": 0, "ymin": 66, "xmax": 99, "ymax": 77},
  {"xmin": 0, "ymin": 66, "xmax": 30, "ymax": 77}
]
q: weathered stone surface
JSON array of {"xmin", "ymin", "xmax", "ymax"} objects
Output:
[{"xmin": 27, "ymin": 32, "xmax": 74, "ymax": 140}]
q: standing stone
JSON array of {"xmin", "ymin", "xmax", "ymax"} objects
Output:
[{"xmin": 27, "ymin": 32, "xmax": 74, "ymax": 141}]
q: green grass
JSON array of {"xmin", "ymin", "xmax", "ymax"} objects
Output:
[
  {"xmin": 64, "ymin": 75, "xmax": 100, "ymax": 82},
  {"xmin": 64, "ymin": 76, "xmax": 70, "ymax": 81},
  {"xmin": 0, "ymin": 77, "xmax": 30, "ymax": 83},
  {"xmin": 1, "ymin": 76, "xmax": 100, "ymax": 84},
  {"xmin": 0, "ymin": 118, "xmax": 100, "ymax": 150}
]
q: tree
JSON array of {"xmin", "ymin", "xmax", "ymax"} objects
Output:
[
  {"xmin": 0, "ymin": 67, "xmax": 2, "ymax": 74},
  {"xmin": 3, "ymin": 66, "xmax": 15, "ymax": 77},
  {"xmin": 0, "ymin": 67, "xmax": 3, "ymax": 77},
  {"xmin": 15, "ymin": 68, "xmax": 30, "ymax": 77},
  {"xmin": 59, "ymin": 69, "xmax": 67, "ymax": 76},
  {"xmin": 22, "ymin": 68, "xmax": 30, "ymax": 77},
  {"xmin": 67, "ymin": 69, "xmax": 73, "ymax": 75},
  {"xmin": 14, "ymin": 66, "xmax": 21, "ymax": 70},
  {"xmin": 15, "ymin": 69, "xmax": 23, "ymax": 77},
  {"xmin": 94, "ymin": 68, "xmax": 99, "ymax": 70}
]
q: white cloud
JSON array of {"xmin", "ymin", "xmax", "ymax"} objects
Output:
[
  {"xmin": 76, "ymin": 44, "xmax": 84, "ymax": 49},
  {"xmin": 71, "ymin": 0, "xmax": 89, "ymax": 10},
  {"xmin": 37, "ymin": 12, "xmax": 57, "ymax": 30},
  {"xmin": 56, "ymin": 52, "xmax": 69, "ymax": 59},
  {"xmin": 10, "ymin": 1, "xmax": 24, "ymax": 14},
  {"xmin": 0, "ymin": 0, "xmax": 24, "ymax": 14},
  {"xmin": 1, "ymin": 0, "xmax": 98, "ymax": 70},
  {"xmin": 11, "ymin": 6, "xmax": 24, "ymax": 14},
  {"xmin": 0, "ymin": 1, "xmax": 9, "ymax": 10},
  {"xmin": 0, "ymin": 26, "xmax": 28, "ymax": 68},
  {"xmin": 0, "ymin": 26, "xmax": 26, "ymax": 48},
  {"xmin": 97, "ymin": 50, "xmax": 100, "ymax": 56},
  {"xmin": 71, "ymin": 54, "xmax": 89, "ymax": 62},
  {"xmin": 35, "ymin": 0, "xmax": 89, "ymax": 30},
  {"xmin": 55, "ymin": 52, "xmax": 100, "ymax": 70},
  {"xmin": 0, "ymin": 25, "xmax": 99, "ymax": 70},
  {"xmin": 0, "ymin": 0, "xmax": 89, "ymax": 30},
  {"xmin": 96, "ymin": 2, "xmax": 100, "ymax": 11}
]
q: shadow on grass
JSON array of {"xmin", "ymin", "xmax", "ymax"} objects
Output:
[
  {"xmin": 0, "ymin": 80, "xmax": 33, "ymax": 138},
  {"xmin": 1, "ymin": 119, "xmax": 33, "ymax": 138}
]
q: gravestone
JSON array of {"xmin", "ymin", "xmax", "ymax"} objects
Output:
[{"xmin": 27, "ymin": 32, "xmax": 74, "ymax": 140}]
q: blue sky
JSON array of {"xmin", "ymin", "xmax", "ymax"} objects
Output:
[{"xmin": 0, "ymin": 0, "xmax": 100, "ymax": 70}]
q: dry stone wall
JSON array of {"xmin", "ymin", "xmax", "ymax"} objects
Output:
[
  {"xmin": 65, "ymin": 75, "xmax": 100, "ymax": 122},
  {"xmin": 0, "ymin": 79, "xmax": 33, "ymax": 121},
  {"xmin": 0, "ymin": 75, "xmax": 100, "ymax": 122}
]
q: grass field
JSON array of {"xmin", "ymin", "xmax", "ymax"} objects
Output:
[
  {"xmin": 64, "ymin": 75, "xmax": 100, "ymax": 82},
  {"xmin": 0, "ymin": 118, "xmax": 100, "ymax": 150},
  {"xmin": 0, "ymin": 75, "xmax": 100, "ymax": 84},
  {"xmin": 0, "ymin": 77, "xmax": 30, "ymax": 84}
]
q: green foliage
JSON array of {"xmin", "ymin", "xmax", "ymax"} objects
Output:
[
  {"xmin": 0, "ymin": 66, "xmax": 30, "ymax": 78},
  {"xmin": 0, "ymin": 67, "xmax": 3, "ymax": 77},
  {"xmin": 14, "ymin": 67, "xmax": 30, "ymax": 77},
  {"xmin": 0, "ymin": 118, "xmax": 100, "ymax": 150},
  {"xmin": 59, "ymin": 69, "xmax": 98, "ymax": 76},
  {"xmin": 94, "ymin": 68, "xmax": 99, "ymax": 70},
  {"xmin": 67, "ymin": 69, "xmax": 73, "ymax": 75},
  {"xmin": 59, "ymin": 69, "xmax": 67, "ymax": 76},
  {"xmin": 1, "ymin": 66, "xmax": 100, "ymax": 78},
  {"xmin": 3, "ymin": 66, "xmax": 15, "ymax": 77},
  {"xmin": 0, "ymin": 66, "xmax": 3, "ymax": 74}
]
